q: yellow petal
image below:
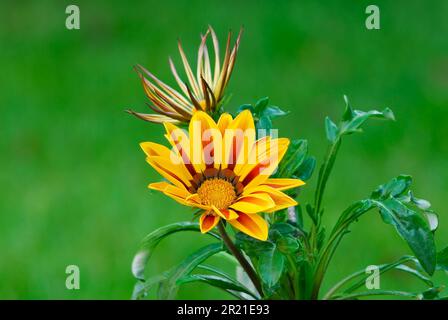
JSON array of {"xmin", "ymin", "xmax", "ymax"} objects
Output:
[
  {"xmin": 242, "ymin": 138, "xmax": 290, "ymax": 190},
  {"xmin": 163, "ymin": 122, "xmax": 203, "ymax": 174},
  {"xmin": 230, "ymin": 193, "xmax": 275, "ymax": 214},
  {"xmin": 140, "ymin": 141, "xmax": 172, "ymax": 157},
  {"xmin": 261, "ymin": 178, "xmax": 305, "ymax": 191},
  {"xmin": 246, "ymin": 185, "xmax": 298, "ymax": 213},
  {"xmin": 146, "ymin": 156, "xmax": 193, "ymax": 190},
  {"xmin": 217, "ymin": 113, "xmax": 233, "ymax": 134},
  {"xmin": 228, "ymin": 212, "xmax": 268, "ymax": 241},
  {"xmin": 199, "ymin": 212, "xmax": 220, "ymax": 233},
  {"xmin": 185, "ymin": 193, "xmax": 209, "ymax": 209},
  {"xmin": 211, "ymin": 206, "xmax": 239, "ymax": 220},
  {"xmin": 189, "ymin": 111, "xmax": 222, "ymax": 168},
  {"xmin": 233, "ymin": 135, "xmax": 270, "ymax": 177},
  {"xmin": 148, "ymin": 181, "xmax": 171, "ymax": 191},
  {"xmin": 223, "ymin": 110, "xmax": 256, "ymax": 170},
  {"xmin": 149, "ymin": 182, "xmax": 194, "ymax": 207}
]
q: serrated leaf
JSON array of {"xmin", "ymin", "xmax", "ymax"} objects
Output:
[{"xmin": 132, "ymin": 222, "xmax": 220, "ymax": 280}]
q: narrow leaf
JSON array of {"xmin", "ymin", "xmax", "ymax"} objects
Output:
[
  {"xmin": 157, "ymin": 243, "xmax": 223, "ymax": 299},
  {"xmin": 132, "ymin": 222, "xmax": 220, "ymax": 280}
]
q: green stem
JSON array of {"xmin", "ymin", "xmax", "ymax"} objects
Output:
[
  {"xmin": 309, "ymin": 138, "xmax": 341, "ymax": 251},
  {"xmin": 313, "ymin": 138, "xmax": 341, "ymax": 219},
  {"xmin": 311, "ymin": 201, "xmax": 368, "ymax": 299},
  {"xmin": 217, "ymin": 222, "xmax": 263, "ymax": 297}
]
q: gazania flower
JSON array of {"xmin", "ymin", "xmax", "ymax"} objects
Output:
[
  {"xmin": 127, "ymin": 26, "xmax": 242, "ymax": 124},
  {"xmin": 140, "ymin": 110, "xmax": 305, "ymax": 240}
]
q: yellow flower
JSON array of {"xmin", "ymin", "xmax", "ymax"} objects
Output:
[
  {"xmin": 140, "ymin": 110, "xmax": 305, "ymax": 240},
  {"xmin": 128, "ymin": 26, "xmax": 242, "ymax": 124}
]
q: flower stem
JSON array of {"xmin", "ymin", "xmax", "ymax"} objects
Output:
[{"xmin": 217, "ymin": 222, "xmax": 263, "ymax": 297}]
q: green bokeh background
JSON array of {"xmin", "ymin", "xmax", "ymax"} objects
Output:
[{"xmin": 0, "ymin": 0, "xmax": 447, "ymax": 299}]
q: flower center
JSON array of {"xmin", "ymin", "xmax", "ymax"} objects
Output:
[{"xmin": 197, "ymin": 178, "xmax": 236, "ymax": 209}]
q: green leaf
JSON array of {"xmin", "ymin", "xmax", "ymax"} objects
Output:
[
  {"xmin": 277, "ymin": 236, "xmax": 300, "ymax": 254},
  {"xmin": 235, "ymin": 232, "xmax": 275, "ymax": 257},
  {"xmin": 395, "ymin": 264, "xmax": 433, "ymax": 286},
  {"xmin": 340, "ymin": 107, "xmax": 395, "ymax": 135},
  {"xmin": 256, "ymin": 115, "xmax": 272, "ymax": 134},
  {"xmin": 331, "ymin": 175, "xmax": 437, "ymax": 276},
  {"xmin": 131, "ymin": 222, "xmax": 220, "ymax": 280},
  {"xmin": 373, "ymin": 198, "xmax": 436, "ymax": 275},
  {"xmin": 325, "ymin": 116, "xmax": 339, "ymax": 143},
  {"xmin": 157, "ymin": 243, "xmax": 223, "ymax": 299},
  {"xmin": 269, "ymin": 222, "xmax": 298, "ymax": 236},
  {"xmin": 277, "ymin": 139, "xmax": 308, "ymax": 177},
  {"xmin": 371, "ymin": 175, "xmax": 412, "ymax": 199},
  {"xmin": 338, "ymin": 256, "xmax": 432, "ymax": 295},
  {"xmin": 237, "ymin": 104, "xmax": 254, "ymax": 114},
  {"xmin": 368, "ymin": 176, "xmax": 437, "ymax": 275},
  {"xmin": 295, "ymin": 156, "xmax": 316, "ymax": 181},
  {"xmin": 176, "ymin": 274, "xmax": 256, "ymax": 299},
  {"xmin": 437, "ymin": 247, "xmax": 448, "ymax": 271},
  {"xmin": 254, "ymin": 97, "xmax": 270, "ymax": 114},
  {"xmin": 132, "ymin": 274, "xmax": 168, "ymax": 300},
  {"xmin": 261, "ymin": 105, "xmax": 289, "ymax": 118},
  {"xmin": 257, "ymin": 245, "xmax": 285, "ymax": 288},
  {"xmin": 238, "ymin": 98, "xmax": 288, "ymax": 121},
  {"xmin": 417, "ymin": 287, "xmax": 443, "ymax": 300},
  {"xmin": 342, "ymin": 95, "xmax": 354, "ymax": 121},
  {"xmin": 335, "ymin": 96, "xmax": 395, "ymax": 137},
  {"xmin": 423, "ymin": 211, "xmax": 439, "ymax": 232}
]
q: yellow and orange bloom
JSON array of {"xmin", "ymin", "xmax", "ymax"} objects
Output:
[
  {"xmin": 140, "ymin": 110, "xmax": 305, "ymax": 240},
  {"xmin": 128, "ymin": 26, "xmax": 242, "ymax": 124}
]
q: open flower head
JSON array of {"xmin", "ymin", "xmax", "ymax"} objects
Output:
[
  {"xmin": 140, "ymin": 110, "xmax": 305, "ymax": 240},
  {"xmin": 128, "ymin": 26, "xmax": 242, "ymax": 124}
]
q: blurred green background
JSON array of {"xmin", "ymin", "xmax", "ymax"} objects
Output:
[{"xmin": 0, "ymin": 0, "xmax": 447, "ymax": 299}]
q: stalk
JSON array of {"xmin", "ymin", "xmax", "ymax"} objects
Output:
[{"xmin": 217, "ymin": 222, "xmax": 263, "ymax": 297}]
